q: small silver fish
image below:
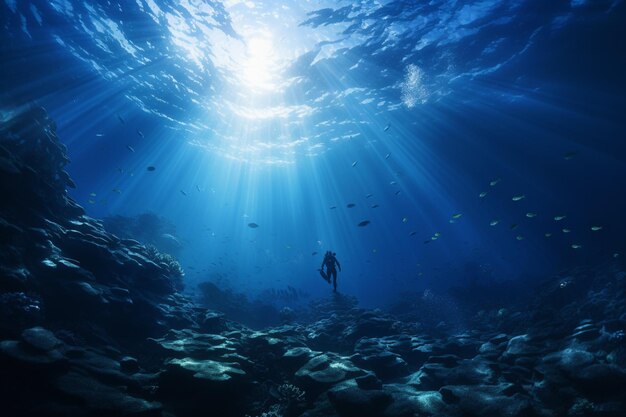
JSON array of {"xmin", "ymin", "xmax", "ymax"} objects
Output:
[
  {"xmin": 554, "ymin": 215, "xmax": 566, "ymax": 221},
  {"xmin": 489, "ymin": 178, "xmax": 501, "ymax": 186},
  {"xmin": 489, "ymin": 220, "xmax": 499, "ymax": 226},
  {"xmin": 512, "ymin": 195, "xmax": 525, "ymax": 201},
  {"xmin": 351, "ymin": 161, "xmax": 358, "ymax": 167},
  {"xmin": 526, "ymin": 212, "xmax": 537, "ymax": 218},
  {"xmin": 479, "ymin": 191, "xmax": 487, "ymax": 198},
  {"xmin": 590, "ymin": 226, "xmax": 603, "ymax": 231},
  {"xmin": 571, "ymin": 244, "xmax": 582, "ymax": 249}
]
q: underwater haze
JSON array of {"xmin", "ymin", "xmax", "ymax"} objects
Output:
[{"xmin": 2, "ymin": 1, "xmax": 626, "ymax": 416}]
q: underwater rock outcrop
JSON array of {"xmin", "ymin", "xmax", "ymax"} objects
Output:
[{"xmin": 1, "ymin": 105, "xmax": 626, "ymax": 416}]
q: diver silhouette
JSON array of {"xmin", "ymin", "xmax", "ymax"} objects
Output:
[{"xmin": 319, "ymin": 251, "xmax": 341, "ymax": 292}]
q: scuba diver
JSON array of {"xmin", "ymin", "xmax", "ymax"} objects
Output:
[{"xmin": 319, "ymin": 251, "xmax": 341, "ymax": 293}]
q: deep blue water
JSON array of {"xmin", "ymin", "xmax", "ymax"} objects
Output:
[{"xmin": 2, "ymin": 0, "xmax": 625, "ymax": 307}]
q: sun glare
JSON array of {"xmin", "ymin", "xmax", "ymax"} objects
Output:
[{"xmin": 241, "ymin": 35, "xmax": 278, "ymax": 91}]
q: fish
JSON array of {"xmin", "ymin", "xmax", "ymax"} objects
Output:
[
  {"xmin": 347, "ymin": 203, "xmax": 356, "ymax": 208},
  {"xmin": 312, "ymin": 251, "xmax": 317, "ymax": 256},
  {"xmin": 571, "ymin": 244, "xmax": 582, "ymax": 249},
  {"xmin": 590, "ymin": 226, "xmax": 603, "ymax": 231},
  {"xmin": 395, "ymin": 190, "xmax": 401, "ymax": 195},
  {"xmin": 147, "ymin": 166, "xmax": 156, "ymax": 171},
  {"xmin": 424, "ymin": 240, "xmax": 432, "ymax": 244},
  {"xmin": 127, "ymin": 145, "xmax": 135, "ymax": 152},
  {"xmin": 554, "ymin": 215, "xmax": 566, "ymax": 221},
  {"xmin": 385, "ymin": 153, "xmax": 391, "ymax": 159},
  {"xmin": 434, "ymin": 232, "xmax": 441, "ymax": 237},
  {"xmin": 526, "ymin": 212, "xmax": 537, "ymax": 218},
  {"xmin": 371, "ymin": 204, "xmax": 379, "ymax": 208},
  {"xmin": 479, "ymin": 191, "xmax": 487, "ymax": 198},
  {"xmin": 358, "ymin": 220, "xmax": 371, "ymax": 227},
  {"xmin": 564, "ymin": 151, "xmax": 577, "ymax": 160},
  {"xmin": 112, "ymin": 189, "xmax": 121, "ymax": 194},
  {"xmin": 562, "ymin": 228, "xmax": 571, "ymax": 233},
  {"xmin": 402, "ymin": 217, "xmax": 408, "ymax": 223},
  {"xmin": 510, "ymin": 224, "xmax": 518, "ymax": 230},
  {"xmin": 449, "ymin": 220, "xmax": 455, "ymax": 224},
  {"xmin": 614, "ymin": 253, "xmax": 620, "ymax": 258},
  {"xmin": 516, "ymin": 235, "xmax": 524, "ymax": 241},
  {"xmin": 351, "ymin": 161, "xmax": 358, "ymax": 167},
  {"xmin": 489, "ymin": 178, "xmax": 501, "ymax": 186},
  {"xmin": 383, "ymin": 123, "xmax": 391, "ymax": 132},
  {"xmin": 330, "ymin": 206, "xmax": 337, "ymax": 209},
  {"xmin": 366, "ymin": 194, "xmax": 373, "ymax": 198},
  {"xmin": 545, "ymin": 232, "xmax": 553, "ymax": 237},
  {"xmin": 88, "ymin": 199, "xmax": 96, "ymax": 204},
  {"xmin": 117, "ymin": 114, "xmax": 125, "ymax": 125},
  {"xmin": 89, "ymin": 192, "xmax": 96, "ymax": 197},
  {"xmin": 452, "ymin": 213, "xmax": 462, "ymax": 219},
  {"xmin": 196, "ymin": 185, "xmax": 201, "ymax": 192},
  {"xmin": 390, "ymin": 181, "xmax": 397, "ymax": 185},
  {"xmin": 512, "ymin": 195, "xmax": 525, "ymax": 201},
  {"xmin": 489, "ymin": 220, "xmax": 499, "ymax": 226},
  {"xmin": 136, "ymin": 129, "xmax": 144, "ymax": 138},
  {"xmin": 180, "ymin": 190, "xmax": 187, "ymax": 196},
  {"xmin": 409, "ymin": 231, "xmax": 417, "ymax": 236},
  {"xmin": 248, "ymin": 223, "xmax": 259, "ymax": 228},
  {"xmin": 95, "ymin": 133, "xmax": 105, "ymax": 137}
]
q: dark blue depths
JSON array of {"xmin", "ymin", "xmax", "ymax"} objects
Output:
[{"xmin": 1, "ymin": 1, "xmax": 626, "ymax": 416}]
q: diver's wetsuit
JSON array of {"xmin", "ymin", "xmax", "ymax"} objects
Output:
[{"xmin": 321, "ymin": 252, "xmax": 341, "ymax": 292}]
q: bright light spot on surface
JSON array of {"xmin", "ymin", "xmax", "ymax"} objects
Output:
[{"xmin": 241, "ymin": 34, "xmax": 279, "ymax": 90}]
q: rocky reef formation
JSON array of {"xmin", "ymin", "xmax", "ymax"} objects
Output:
[
  {"xmin": 102, "ymin": 212, "xmax": 182, "ymax": 258},
  {"xmin": 1, "ymin": 105, "xmax": 626, "ymax": 417}
]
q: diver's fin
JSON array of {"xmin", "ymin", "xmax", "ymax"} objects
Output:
[{"xmin": 319, "ymin": 269, "xmax": 329, "ymax": 283}]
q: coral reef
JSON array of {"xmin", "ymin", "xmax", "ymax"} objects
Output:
[{"xmin": 103, "ymin": 212, "xmax": 182, "ymax": 257}]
